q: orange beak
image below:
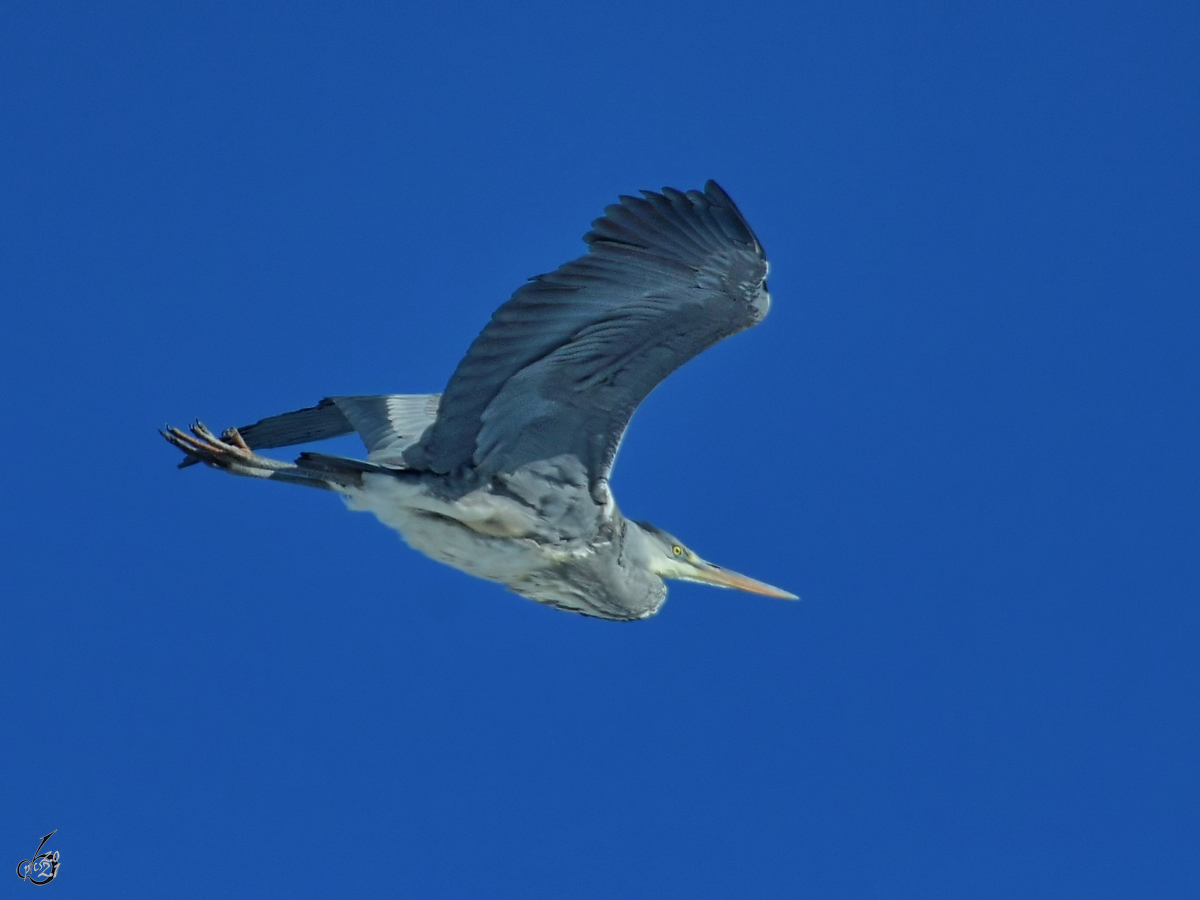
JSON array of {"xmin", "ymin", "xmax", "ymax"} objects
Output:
[{"xmin": 686, "ymin": 562, "xmax": 799, "ymax": 600}]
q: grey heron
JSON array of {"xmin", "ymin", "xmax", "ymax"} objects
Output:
[{"xmin": 164, "ymin": 181, "xmax": 797, "ymax": 620}]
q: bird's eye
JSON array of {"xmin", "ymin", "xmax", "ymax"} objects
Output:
[{"xmin": 672, "ymin": 545, "xmax": 683, "ymax": 556}]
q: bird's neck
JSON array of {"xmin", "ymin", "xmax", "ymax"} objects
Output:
[{"xmin": 619, "ymin": 519, "xmax": 663, "ymax": 575}]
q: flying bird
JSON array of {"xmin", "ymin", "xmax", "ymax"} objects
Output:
[{"xmin": 164, "ymin": 181, "xmax": 796, "ymax": 620}]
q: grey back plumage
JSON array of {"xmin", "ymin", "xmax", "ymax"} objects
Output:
[{"xmin": 403, "ymin": 181, "xmax": 770, "ymax": 495}]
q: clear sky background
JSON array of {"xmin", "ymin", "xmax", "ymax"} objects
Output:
[{"xmin": 3, "ymin": 2, "xmax": 1198, "ymax": 897}]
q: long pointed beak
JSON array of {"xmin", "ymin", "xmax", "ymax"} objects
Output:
[{"xmin": 686, "ymin": 561, "xmax": 799, "ymax": 600}]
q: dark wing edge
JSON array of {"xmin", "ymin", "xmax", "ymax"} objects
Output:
[
  {"xmin": 236, "ymin": 398, "xmax": 354, "ymax": 450},
  {"xmin": 231, "ymin": 394, "xmax": 441, "ymax": 459},
  {"xmin": 405, "ymin": 181, "xmax": 771, "ymax": 488}
]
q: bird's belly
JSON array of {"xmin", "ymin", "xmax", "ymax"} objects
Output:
[
  {"xmin": 339, "ymin": 474, "xmax": 570, "ymax": 584},
  {"xmin": 337, "ymin": 472, "xmax": 656, "ymax": 620}
]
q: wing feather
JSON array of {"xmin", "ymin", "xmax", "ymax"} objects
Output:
[{"xmin": 404, "ymin": 181, "xmax": 770, "ymax": 492}]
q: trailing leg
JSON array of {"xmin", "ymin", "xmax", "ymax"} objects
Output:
[{"xmin": 161, "ymin": 422, "xmax": 345, "ymax": 490}]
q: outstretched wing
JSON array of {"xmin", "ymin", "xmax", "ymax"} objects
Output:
[
  {"xmin": 234, "ymin": 394, "xmax": 440, "ymax": 461},
  {"xmin": 404, "ymin": 181, "xmax": 770, "ymax": 493}
]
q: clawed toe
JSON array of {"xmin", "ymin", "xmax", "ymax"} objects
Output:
[
  {"xmin": 223, "ymin": 427, "xmax": 252, "ymax": 453},
  {"xmin": 162, "ymin": 421, "xmax": 299, "ymax": 480},
  {"xmin": 162, "ymin": 421, "xmax": 254, "ymax": 469}
]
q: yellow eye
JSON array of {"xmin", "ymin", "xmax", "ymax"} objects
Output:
[{"xmin": 672, "ymin": 545, "xmax": 683, "ymax": 557}]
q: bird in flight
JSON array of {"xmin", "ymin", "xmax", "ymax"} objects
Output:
[{"xmin": 164, "ymin": 181, "xmax": 797, "ymax": 620}]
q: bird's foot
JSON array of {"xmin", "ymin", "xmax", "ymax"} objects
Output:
[{"xmin": 161, "ymin": 422, "xmax": 290, "ymax": 477}]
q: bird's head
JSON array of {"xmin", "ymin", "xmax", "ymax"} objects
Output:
[{"xmin": 632, "ymin": 521, "xmax": 798, "ymax": 601}]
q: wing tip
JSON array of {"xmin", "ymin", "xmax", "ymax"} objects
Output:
[{"xmin": 583, "ymin": 180, "xmax": 763, "ymax": 260}]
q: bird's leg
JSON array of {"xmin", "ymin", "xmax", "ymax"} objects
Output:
[
  {"xmin": 161, "ymin": 421, "xmax": 335, "ymax": 489},
  {"xmin": 163, "ymin": 422, "xmax": 290, "ymax": 476}
]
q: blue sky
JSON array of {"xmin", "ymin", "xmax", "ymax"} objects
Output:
[{"xmin": 3, "ymin": 2, "xmax": 1198, "ymax": 896}]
